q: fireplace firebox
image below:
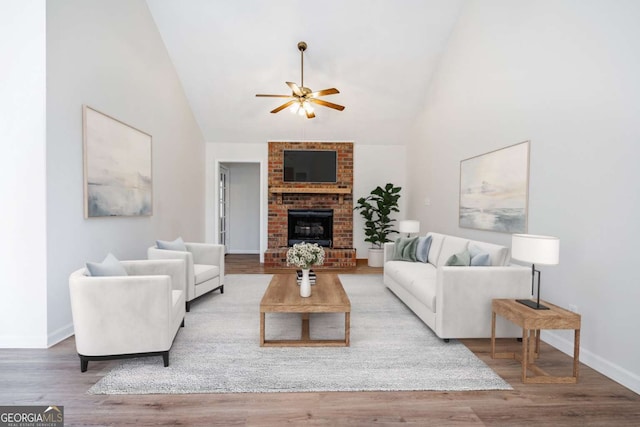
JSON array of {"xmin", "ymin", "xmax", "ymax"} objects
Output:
[{"xmin": 288, "ymin": 209, "xmax": 333, "ymax": 247}]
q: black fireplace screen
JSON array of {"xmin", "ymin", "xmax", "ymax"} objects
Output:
[{"xmin": 288, "ymin": 209, "xmax": 333, "ymax": 247}]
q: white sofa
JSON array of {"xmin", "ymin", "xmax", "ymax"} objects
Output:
[
  {"xmin": 148, "ymin": 242, "xmax": 225, "ymax": 311},
  {"xmin": 384, "ymin": 232, "xmax": 531, "ymax": 340},
  {"xmin": 69, "ymin": 259, "xmax": 186, "ymax": 372}
]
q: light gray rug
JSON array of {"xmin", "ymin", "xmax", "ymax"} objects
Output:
[{"xmin": 89, "ymin": 274, "xmax": 511, "ymax": 394}]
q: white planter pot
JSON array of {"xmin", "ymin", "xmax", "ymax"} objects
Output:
[{"xmin": 368, "ymin": 248, "xmax": 385, "ymax": 267}]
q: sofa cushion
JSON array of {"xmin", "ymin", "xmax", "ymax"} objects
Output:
[
  {"xmin": 157, "ymin": 237, "xmax": 187, "ymax": 251},
  {"xmin": 436, "ymin": 236, "xmax": 470, "ymax": 267},
  {"xmin": 86, "ymin": 253, "xmax": 128, "ymax": 277},
  {"xmin": 393, "ymin": 237, "xmax": 419, "ymax": 261},
  {"xmin": 194, "ymin": 264, "xmax": 219, "ymax": 285},
  {"xmin": 468, "ymin": 241, "xmax": 510, "ymax": 266},
  {"xmin": 385, "ymin": 261, "xmax": 437, "ymax": 311},
  {"xmin": 416, "ymin": 235, "xmax": 432, "ymax": 263},
  {"xmin": 426, "ymin": 233, "xmax": 445, "ymax": 265},
  {"xmin": 445, "ymin": 250, "xmax": 471, "ymax": 266}
]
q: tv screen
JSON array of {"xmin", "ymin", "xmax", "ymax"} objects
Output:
[{"xmin": 283, "ymin": 150, "xmax": 337, "ymax": 183}]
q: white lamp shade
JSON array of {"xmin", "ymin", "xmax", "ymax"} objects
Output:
[
  {"xmin": 511, "ymin": 234, "xmax": 560, "ymax": 265},
  {"xmin": 399, "ymin": 220, "xmax": 420, "ymax": 234}
]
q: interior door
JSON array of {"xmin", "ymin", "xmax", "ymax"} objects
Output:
[{"xmin": 219, "ymin": 165, "xmax": 230, "ymax": 254}]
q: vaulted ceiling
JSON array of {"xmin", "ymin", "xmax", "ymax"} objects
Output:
[{"xmin": 146, "ymin": 0, "xmax": 464, "ymax": 145}]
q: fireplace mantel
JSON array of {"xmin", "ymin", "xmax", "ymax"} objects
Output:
[
  {"xmin": 270, "ymin": 186, "xmax": 351, "ymax": 204},
  {"xmin": 269, "ymin": 187, "xmax": 351, "ymax": 194}
]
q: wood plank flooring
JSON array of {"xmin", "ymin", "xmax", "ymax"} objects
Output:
[{"xmin": 1, "ymin": 254, "xmax": 638, "ymax": 426}]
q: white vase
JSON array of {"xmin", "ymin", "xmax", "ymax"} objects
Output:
[{"xmin": 300, "ymin": 268, "xmax": 312, "ymax": 297}]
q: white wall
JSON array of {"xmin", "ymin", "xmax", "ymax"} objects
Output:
[
  {"xmin": 408, "ymin": 0, "xmax": 640, "ymax": 393},
  {"xmin": 353, "ymin": 145, "xmax": 409, "ymax": 258},
  {"xmin": 206, "ymin": 142, "xmax": 408, "ymax": 261},
  {"xmin": 45, "ymin": 0, "xmax": 205, "ymax": 346},
  {"xmin": 0, "ymin": 0, "xmax": 48, "ymax": 348},
  {"xmin": 226, "ymin": 163, "xmax": 260, "ymax": 253}
]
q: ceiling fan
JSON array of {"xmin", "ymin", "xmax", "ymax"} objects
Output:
[{"xmin": 256, "ymin": 41, "xmax": 345, "ymax": 119}]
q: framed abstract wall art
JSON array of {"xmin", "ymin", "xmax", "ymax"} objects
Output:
[
  {"xmin": 459, "ymin": 141, "xmax": 529, "ymax": 233},
  {"xmin": 83, "ymin": 105, "xmax": 152, "ymax": 218}
]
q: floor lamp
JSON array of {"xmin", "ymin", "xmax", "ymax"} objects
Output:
[
  {"xmin": 399, "ymin": 220, "xmax": 420, "ymax": 238},
  {"xmin": 511, "ymin": 234, "xmax": 560, "ymax": 310}
]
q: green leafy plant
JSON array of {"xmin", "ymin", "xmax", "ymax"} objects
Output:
[{"xmin": 353, "ymin": 183, "xmax": 402, "ymax": 249}]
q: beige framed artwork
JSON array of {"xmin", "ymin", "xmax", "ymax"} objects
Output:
[
  {"xmin": 82, "ymin": 105, "xmax": 152, "ymax": 218},
  {"xmin": 459, "ymin": 141, "xmax": 529, "ymax": 233}
]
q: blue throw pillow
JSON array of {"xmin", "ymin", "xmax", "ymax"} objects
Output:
[
  {"xmin": 469, "ymin": 244, "xmax": 491, "ymax": 266},
  {"xmin": 415, "ymin": 235, "xmax": 432, "ymax": 263},
  {"xmin": 86, "ymin": 253, "xmax": 128, "ymax": 277},
  {"xmin": 470, "ymin": 253, "xmax": 491, "ymax": 266},
  {"xmin": 157, "ymin": 237, "xmax": 187, "ymax": 251}
]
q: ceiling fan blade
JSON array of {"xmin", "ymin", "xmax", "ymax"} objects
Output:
[
  {"xmin": 256, "ymin": 94, "xmax": 293, "ymax": 98},
  {"xmin": 270, "ymin": 100, "xmax": 297, "ymax": 114},
  {"xmin": 308, "ymin": 98, "xmax": 345, "ymax": 111},
  {"xmin": 310, "ymin": 88, "xmax": 340, "ymax": 97},
  {"xmin": 286, "ymin": 82, "xmax": 303, "ymax": 97},
  {"xmin": 302, "ymin": 102, "xmax": 315, "ymax": 119}
]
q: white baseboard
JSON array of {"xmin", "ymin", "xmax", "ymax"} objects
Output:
[
  {"xmin": 542, "ymin": 330, "xmax": 640, "ymax": 394},
  {"xmin": 228, "ymin": 249, "xmax": 260, "ymax": 254},
  {"xmin": 47, "ymin": 322, "xmax": 74, "ymax": 348},
  {"xmin": 0, "ymin": 334, "xmax": 47, "ymax": 348},
  {"xmin": 0, "ymin": 323, "xmax": 75, "ymax": 349}
]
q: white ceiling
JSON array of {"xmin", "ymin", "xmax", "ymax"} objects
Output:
[{"xmin": 146, "ymin": 0, "xmax": 464, "ymax": 145}]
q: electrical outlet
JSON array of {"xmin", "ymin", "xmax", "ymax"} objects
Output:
[
  {"xmin": 568, "ymin": 304, "xmax": 578, "ymax": 313},
  {"xmin": 424, "ymin": 198, "xmax": 431, "ymax": 206}
]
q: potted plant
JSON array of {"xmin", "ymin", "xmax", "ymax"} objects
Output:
[{"xmin": 354, "ymin": 183, "xmax": 402, "ymax": 267}]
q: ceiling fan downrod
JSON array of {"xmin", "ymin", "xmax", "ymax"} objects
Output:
[{"xmin": 298, "ymin": 41, "xmax": 307, "ymax": 89}]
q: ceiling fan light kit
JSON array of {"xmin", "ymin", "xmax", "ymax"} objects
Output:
[{"xmin": 256, "ymin": 41, "xmax": 344, "ymax": 119}]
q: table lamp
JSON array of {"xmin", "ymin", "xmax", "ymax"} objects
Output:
[
  {"xmin": 399, "ymin": 220, "xmax": 420, "ymax": 238},
  {"xmin": 511, "ymin": 233, "xmax": 560, "ymax": 310}
]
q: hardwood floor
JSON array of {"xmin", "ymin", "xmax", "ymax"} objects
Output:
[{"xmin": 1, "ymin": 254, "xmax": 638, "ymax": 426}]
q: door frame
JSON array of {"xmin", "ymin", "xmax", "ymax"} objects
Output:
[
  {"xmin": 218, "ymin": 164, "xmax": 230, "ymax": 254},
  {"xmin": 214, "ymin": 159, "xmax": 265, "ymax": 262}
]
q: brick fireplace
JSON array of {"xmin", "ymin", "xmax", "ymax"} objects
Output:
[
  {"xmin": 288, "ymin": 209, "xmax": 333, "ymax": 247},
  {"xmin": 264, "ymin": 141, "xmax": 356, "ymax": 269}
]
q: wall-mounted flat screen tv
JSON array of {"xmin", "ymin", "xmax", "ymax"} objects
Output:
[{"xmin": 283, "ymin": 150, "xmax": 337, "ymax": 183}]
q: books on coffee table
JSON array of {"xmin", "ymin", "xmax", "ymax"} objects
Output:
[{"xmin": 296, "ymin": 269, "xmax": 316, "ymax": 285}]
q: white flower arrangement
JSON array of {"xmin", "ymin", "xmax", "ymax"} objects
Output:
[{"xmin": 286, "ymin": 242, "xmax": 325, "ymax": 269}]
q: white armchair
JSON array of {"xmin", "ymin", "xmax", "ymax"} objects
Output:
[
  {"xmin": 69, "ymin": 259, "xmax": 186, "ymax": 372},
  {"xmin": 148, "ymin": 242, "xmax": 225, "ymax": 311}
]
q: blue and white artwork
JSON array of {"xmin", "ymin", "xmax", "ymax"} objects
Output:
[
  {"xmin": 459, "ymin": 141, "xmax": 529, "ymax": 233},
  {"xmin": 84, "ymin": 106, "xmax": 152, "ymax": 217}
]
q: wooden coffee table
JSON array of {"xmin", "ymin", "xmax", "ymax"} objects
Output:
[{"xmin": 260, "ymin": 273, "xmax": 351, "ymax": 347}]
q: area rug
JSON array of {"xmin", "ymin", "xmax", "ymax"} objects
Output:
[{"xmin": 88, "ymin": 274, "xmax": 511, "ymax": 394}]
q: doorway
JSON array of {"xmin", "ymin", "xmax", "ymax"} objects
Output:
[{"xmin": 219, "ymin": 162, "xmax": 260, "ymax": 254}]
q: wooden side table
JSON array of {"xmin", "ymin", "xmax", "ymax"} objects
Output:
[{"xmin": 491, "ymin": 298, "xmax": 581, "ymax": 384}]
